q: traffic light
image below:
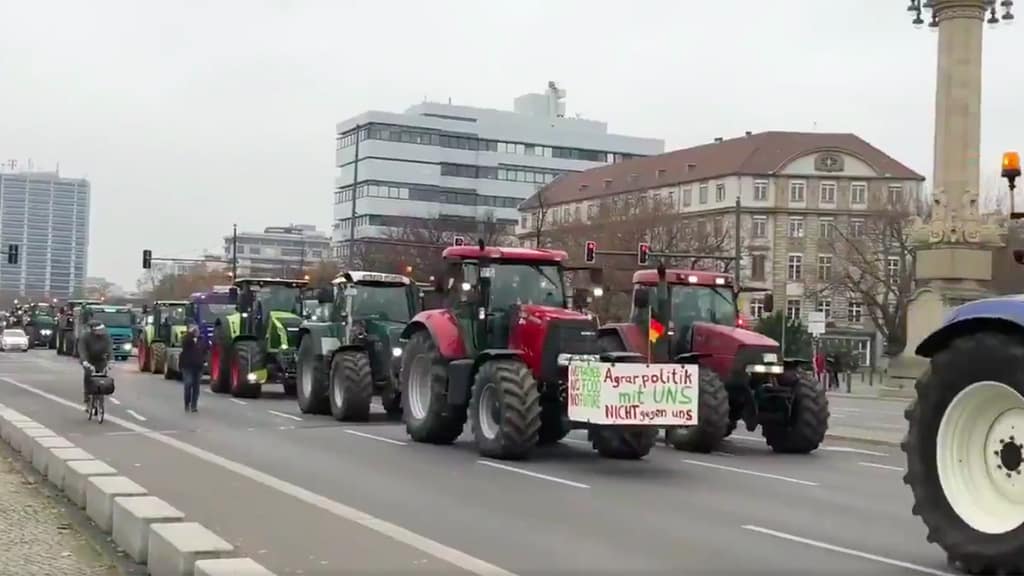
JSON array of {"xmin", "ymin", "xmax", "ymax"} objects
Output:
[
  {"xmin": 637, "ymin": 242, "xmax": 650, "ymax": 266},
  {"xmin": 6, "ymin": 244, "xmax": 17, "ymax": 265},
  {"xmin": 584, "ymin": 241, "xmax": 597, "ymax": 264},
  {"xmin": 453, "ymin": 236, "xmax": 465, "ymax": 247},
  {"xmin": 142, "ymin": 249, "xmax": 152, "ymax": 269}
]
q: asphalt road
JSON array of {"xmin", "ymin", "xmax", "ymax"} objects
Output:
[
  {"xmin": 0, "ymin": 350, "xmax": 951, "ymax": 576},
  {"xmin": 826, "ymin": 395, "xmax": 910, "ymax": 445}
]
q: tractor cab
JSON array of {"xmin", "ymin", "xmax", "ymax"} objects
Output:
[
  {"xmin": 328, "ymin": 271, "xmax": 420, "ymax": 325},
  {"xmin": 144, "ymin": 301, "xmax": 189, "ymax": 345},
  {"xmin": 233, "ymin": 277, "xmax": 308, "ymax": 351}
]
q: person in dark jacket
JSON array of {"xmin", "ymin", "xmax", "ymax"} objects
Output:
[
  {"xmin": 78, "ymin": 321, "xmax": 112, "ymax": 407},
  {"xmin": 180, "ymin": 325, "xmax": 206, "ymax": 412}
]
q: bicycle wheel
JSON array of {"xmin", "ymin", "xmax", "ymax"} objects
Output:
[{"xmin": 97, "ymin": 396, "xmax": 105, "ymax": 424}]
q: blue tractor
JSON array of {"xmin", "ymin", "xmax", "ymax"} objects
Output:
[{"xmin": 904, "ymin": 151, "xmax": 1024, "ymax": 574}]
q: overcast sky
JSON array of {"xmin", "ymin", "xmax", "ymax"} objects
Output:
[{"xmin": 1, "ymin": 0, "xmax": 1021, "ymax": 289}]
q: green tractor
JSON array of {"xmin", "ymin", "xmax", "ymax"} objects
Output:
[
  {"xmin": 295, "ymin": 271, "xmax": 422, "ymax": 420},
  {"xmin": 137, "ymin": 301, "xmax": 189, "ymax": 377},
  {"xmin": 209, "ymin": 277, "xmax": 308, "ymax": 398}
]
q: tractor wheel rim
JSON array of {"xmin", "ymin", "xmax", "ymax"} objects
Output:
[
  {"xmin": 478, "ymin": 383, "xmax": 500, "ymax": 441},
  {"xmin": 936, "ymin": 380, "xmax": 1024, "ymax": 534},
  {"xmin": 408, "ymin": 355, "xmax": 430, "ymax": 421}
]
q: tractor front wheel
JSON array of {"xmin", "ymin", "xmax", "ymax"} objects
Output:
[
  {"xmin": 329, "ymin": 350, "xmax": 373, "ymax": 422},
  {"xmin": 401, "ymin": 330, "xmax": 465, "ymax": 444},
  {"xmin": 469, "ymin": 358, "xmax": 541, "ymax": 460},
  {"xmin": 296, "ymin": 337, "xmax": 329, "ymax": 414},
  {"xmin": 762, "ymin": 370, "xmax": 829, "ymax": 454},
  {"xmin": 230, "ymin": 340, "xmax": 262, "ymax": 399},
  {"xmin": 665, "ymin": 368, "xmax": 730, "ymax": 453},
  {"xmin": 137, "ymin": 343, "xmax": 149, "ymax": 372},
  {"xmin": 905, "ymin": 332, "xmax": 1024, "ymax": 574},
  {"xmin": 591, "ymin": 427, "xmax": 657, "ymax": 459},
  {"xmin": 151, "ymin": 343, "xmax": 167, "ymax": 375}
]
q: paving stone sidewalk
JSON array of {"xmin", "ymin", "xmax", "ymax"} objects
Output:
[{"xmin": 0, "ymin": 447, "xmax": 119, "ymax": 576}]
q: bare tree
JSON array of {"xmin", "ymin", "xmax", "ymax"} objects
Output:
[{"xmin": 528, "ymin": 186, "xmax": 550, "ymax": 248}]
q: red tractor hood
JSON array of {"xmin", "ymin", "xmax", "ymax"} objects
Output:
[
  {"xmin": 517, "ymin": 304, "xmax": 593, "ymax": 323},
  {"xmin": 693, "ymin": 322, "xmax": 779, "ymax": 347}
]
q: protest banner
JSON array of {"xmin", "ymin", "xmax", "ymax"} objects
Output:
[{"xmin": 567, "ymin": 361, "xmax": 699, "ymax": 426}]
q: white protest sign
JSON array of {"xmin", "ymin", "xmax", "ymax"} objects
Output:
[{"xmin": 567, "ymin": 361, "xmax": 699, "ymax": 426}]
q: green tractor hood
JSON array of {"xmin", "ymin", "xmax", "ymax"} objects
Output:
[{"xmin": 268, "ymin": 310, "xmax": 303, "ymax": 350}]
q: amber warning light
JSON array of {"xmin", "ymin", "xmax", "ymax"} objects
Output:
[{"xmin": 1005, "ymin": 151, "xmax": 1022, "ymax": 220}]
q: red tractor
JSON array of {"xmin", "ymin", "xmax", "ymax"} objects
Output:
[
  {"xmin": 594, "ymin": 251, "xmax": 829, "ymax": 454},
  {"xmin": 397, "ymin": 242, "xmax": 662, "ymax": 460}
]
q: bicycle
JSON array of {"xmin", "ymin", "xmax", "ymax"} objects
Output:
[{"xmin": 83, "ymin": 362, "xmax": 114, "ymax": 424}]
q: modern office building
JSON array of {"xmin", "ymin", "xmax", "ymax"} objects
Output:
[
  {"xmin": 222, "ymin": 224, "xmax": 331, "ymax": 278},
  {"xmin": 332, "ymin": 82, "xmax": 664, "ymax": 261},
  {"xmin": 518, "ymin": 131, "xmax": 925, "ymax": 367},
  {"xmin": 0, "ymin": 171, "xmax": 90, "ymax": 299}
]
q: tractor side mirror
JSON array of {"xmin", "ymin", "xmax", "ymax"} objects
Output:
[
  {"xmin": 763, "ymin": 293, "xmax": 774, "ymax": 313},
  {"xmin": 633, "ymin": 288, "xmax": 650, "ymax": 309},
  {"xmin": 317, "ymin": 287, "xmax": 333, "ymax": 304},
  {"xmin": 1014, "ymin": 249, "xmax": 1024, "ymax": 265}
]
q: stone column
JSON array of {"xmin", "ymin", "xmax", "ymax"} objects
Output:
[{"xmin": 886, "ymin": 0, "xmax": 1005, "ymax": 395}]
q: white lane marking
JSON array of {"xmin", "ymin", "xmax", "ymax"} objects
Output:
[
  {"xmin": 563, "ymin": 437, "xmax": 590, "ymax": 445},
  {"xmin": 730, "ymin": 434, "xmax": 762, "ymax": 442},
  {"xmin": 109, "ymin": 397, "xmax": 121, "ymax": 405},
  {"xmin": 831, "ymin": 413, "xmax": 848, "ymax": 419},
  {"xmin": 682, "ymin": 459, "xmax": 819, "ymax": 486},
  {"xmin": 713, "ymin": 451, "xmax": 734, "ymax": 457},
  {"xmin": 820, "ymin": 446, "xmax": 889, "ymax": 457},
  {"xmin": 230, "ymin": 399, "xmax": 248, "ymax": 405},
  {"xmin": 830, "ymin": 407, "xmax": 863, "ymax": 413},
  {"xmin": 741, "ymin": 525, "xmax": 954, "ymax": 576},
  {"xmin": 477, "ymin": 460, "xmax": 590, "ymax": 489},
  {"xmin": 267, "ymin": 409, "xmax": 302, "ymax": 422},
  {"xmin": 344, "ymin": 429, "xmax": 407, "ymax": 446},
  {"xmin": 0, "ymin": 377, "xmax": 517, "ymax": 576},
  {"xmin": 125, "ymin": 409, "xmax": 147, "ymax": 422},
  {"xmin": 858, "ymin": 462, "xmax": 905, "ymax": 472}
]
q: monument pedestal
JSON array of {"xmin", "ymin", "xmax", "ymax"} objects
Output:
[{"xmin": 887, "ymin": 245, "xmax": 996, "ymax": 394}]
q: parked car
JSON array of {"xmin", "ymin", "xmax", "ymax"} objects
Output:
[{"xmin": 1, "ymin": 328, "xmax": 30, "ymax": 352}]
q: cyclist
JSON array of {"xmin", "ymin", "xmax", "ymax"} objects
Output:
[{"xmin": 78, "ymin": 320, "xmax": 112, "ymax": 409}]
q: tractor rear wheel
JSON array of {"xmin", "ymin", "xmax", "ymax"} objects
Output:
[
  {"xmin": 209, "ymin": 329, "xmax": 230, "ymax": 394},
  {"xmin": 762, "ymin": 369, "xmax": 828, "ymax": 454},
  {"xmin": 904, "ymin": 332, "xmax": 1024, "ymax": 574},
  {"xmin": 329, "ymin": 350, "xmax": 373, "ymax": 422},
  {"xmin": 470, "ymin": 358, "xmax": 541, "ymax": 459},
  {"xmin": 296, "ymin": 337, "xmax": 329, "ymax": 414},
  {"xmin": 401, "ymin": 330, "xmax": 465, "ymax": 444},
  {"xmin": 591, "ymin": 427, "xmax": 657, "ymax": 459},
  {"xmin": 230, "ymin": 340, "xmax": 263, "ymax": 399},
  {"xmin": 137, "ymin": 341, "xmax": 150, "ymax": 372},
  {"xmin": 665, "ymin": 368, "xmax": 730, "ymax": 453},
  {"xmin": 151, "ymin": 343, "xmax": 167, "ymax": 375}
]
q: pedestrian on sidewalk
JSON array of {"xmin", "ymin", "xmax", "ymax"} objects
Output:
[
  {"xmin": 180, "ymin": 324, "xmax": 205, "ymax": 413},
  {"xmin": 813, "ymin": 350, "xmax": 827, "ymax": 390}
]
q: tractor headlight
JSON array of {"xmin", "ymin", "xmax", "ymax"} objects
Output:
[
  {"xmin": 746, "ymin": 364, "xmax": 784, "ymax": 375},
  {"xmin": 40, "ymin": 329, "xmax": 51, "ymax": 335},
  {"xmin": 592, "ymin": 287, "xmax": 604, "ymax": 298},
  {"xmin": 392, "ymin": 347, "xmax": 402, "ymax": 358},
  {"xmin": 122, "ymin": 343, "xmax": 132, "ymax": 351},
  {"xmin": 247, "ymin": 372, "xmax": 258, "ymax": 383},
  {"xmin": 762, "ymin": 353, "xmax": 778, "ymax": 364}
]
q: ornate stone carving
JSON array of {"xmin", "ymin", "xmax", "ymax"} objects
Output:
[
  {"xmin": 933, "ymin": 0, "xmax": 988, "ymax": 23},
  {"xmin": 910, "ymin": 187, "xmax": 1005, "ymax": 246},
  {"xmin": 814, "ymin": 153, "xmax": 844, "ymax": 173}
]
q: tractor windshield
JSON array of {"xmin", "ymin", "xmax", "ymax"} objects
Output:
[
  {"xmin": 350, "ymin": 284, "xmax": 412, "ymax": 322},
  {"xmin": 91, "ymin": 310, "xmax": 133, "ymax": 328},
  {"xmin": 667, "ymin": 285, "xmax": 737, "ymax": 328},
  {"xmin": 199, "ymin": 303, "xmax": 235, "ymax": 319},
  {"xmin": 160, "ymin": 306, "xmax": 188, "ymax": 325},
  {"xmin": 255, "ymin": 285, "xmax": 301, "ymax": 313},
  {"xmin": 488, "ymin": 263, "xmax": 565, "ymax": 310}
]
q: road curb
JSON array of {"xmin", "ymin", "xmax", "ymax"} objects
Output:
[
  {"xmin": 827, "ymin": 392, "xmax": 912, "ymax": 403},
  {"xmin": 824, "ymin": 432, "xmax": 902, "ymax": 448},
  {"xmin": 0, "ymin": 403, "xmax": 278, "ymax": 575}
]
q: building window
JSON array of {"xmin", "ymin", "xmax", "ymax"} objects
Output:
[
  {"xmin": 751, "ymin": 254, "xmax": 766, "ymax": 281},
  {"xmin": 848, "ymin": 300, "xmax": 863, "ymax": 323},
  {"xmin": 786, "ymin": 298, "xmax": 802, "ymax": 320},
  {"xmin": 850, "ymin": 218, "xmax": 865, "ymax": 238},
  {"xmin": 750, "ymin": 298, "xmax": 765, "ymax": 319},
  {"xmin": 715, "ymin": 183, "xmax": 726, "ymax": 203},
  {"xmin": 789, "ymin": 181, "xmax": 806, "ymax": 203},
  {"xmin": 888, "ymin": 184, "xmax": 903, "ymax": 205},
  {"xmin": 787, "ymin": 254, "xmax": 803, "ymax": 281},
  {"xmin": 819, "ymin": 217, "xmax": 834, "ymax": 239},
  {"xmin": 816, "ymin": 298, "xmax": 832, "ymax": 320},
  {"xmin": 752, "ymin": 216, "xmax": 767, "ymax": 238},
  {"xmin": 713, "ymin": 217, "xmax": 724, "ymax": 237},
  {"xmin": 853, "ymin": 339, "xmax": 869, "ymax": 365},
  {"xmin": 682, "ymin": 187, "xmax": 692, "ymax": 206},
  {"xmin": 820, "ymin": 182, "xmax": 837, "ymax": 204},
  {"xmin": 699, "ymin": 184, "xmax": 708, "ymax": 204},
  {"xmin": 887, "ymin": 256, "xmax": 900, "ymax": 283},
  {"xmin": 754, "ymin": 180, "xmax": 768, "ymax": 201},
  {"xmin": 818, "ymin": 254, "xmax": 833, "ymax": 281},
  {"xmin": 851, "ymin": 182, "xmax": 867, "ymax": 205},
  {"xmin": 587, "ymin": 204, "xmax": 596, "ymax": 219},
  {"xmin": 520, "ymin": 214, "xmax": 528, "ymax": 228},
  {"xmin": 788, "ymin": 217, "xmax": 805, "ymax": 238}
]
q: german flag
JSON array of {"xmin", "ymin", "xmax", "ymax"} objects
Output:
[{"xmin": 649, "ymin": 317, "xmax": 666, "ymax": 343}]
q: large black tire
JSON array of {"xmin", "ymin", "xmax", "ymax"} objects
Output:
[
  {"xmin": 296, "ymin": 337, "xmax": 329, "ymax": 414},
  {"xmin": 538, "ymin": 401, "xmax": 571, "ymax": 445},
  {"xmin": 381, "ymin": 386, "xmax": 402, "ymax": 420},
  {"xmin": 329, "ymin": 350, "xmax": 373, "ymax": 421},
  {"xmin": 151, "ymin": 342, "xmax": 167, "ymax": 375},
  {"xmin": 665, "ymin": 369, "xmax": 731, "ymax": 453},
  {"xmin": 209, "ymin": 327, "xmax": 231, "ymax": 394},
  {"xmin": 401, "ymin": 330, "xmax": 465, "ymax": 444},
  {"xmin": 591, "ymin": 427, "xmax": 657, "ymax": 459},
  {"xmin": 762, "ymin": 370, "xmax": 829, "ymax": 454},
  {"xmin": 231, "ymin": 340, "xmax": 263, "ymax": 399},
  {"xmin": 904, "ymin": 332, "xmax": 1024, "ymax": 574},
  {"xmin": 283, "ymin": 382, "xmax": 297, "ymax": 396},
  {"xmin": 469, "ymin": 358, "xmax": 541, "ymax": 459}
]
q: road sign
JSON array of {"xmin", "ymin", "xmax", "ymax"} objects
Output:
[
  {"xmin": 808, "ymin": 311, "xmax": 826, "ymax": 336},
  {"xmin": 808, "ymin": 311, "xmax": 826, "ymax": 323}
]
